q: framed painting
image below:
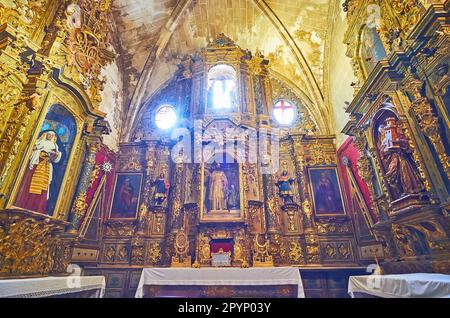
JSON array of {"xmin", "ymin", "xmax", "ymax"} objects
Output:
[
  {"xmin": 307, "ymin": 166, "xmax": 346, "ymax": 217},
  {"xmin": 109, "ymin": 173, "xmax": 143, "ymax": 219}
]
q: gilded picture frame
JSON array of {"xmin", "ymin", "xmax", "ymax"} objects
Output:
[
  {"xmin": 307, "ymin": 166, "xmax": 347, "ymax": 217},
  {"xmin": 7, "ymin": 86, "xmax": 85, "ymax": 220},
  {"xmin": 108, "ymin": 172, "xmax": 143, "ymax": 220}
]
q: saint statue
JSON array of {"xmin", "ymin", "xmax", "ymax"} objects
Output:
[
  {"xmin": 153, "ymin": 172, "xmax": 170, "ymax": 205},
  {"xmin": 378, "ymin": 118, "xmax": 425, "ymax": 200},
  {"xmin": 209, "ymin": 169, "xmax": 228, "ymax": 211},
  {"xmin": 15, "ymin": 130, "xmax": 62, "ymax": 214},
  {"xmin": 227, "ymin": 184, "xmax": 239, "ymax": 210},
  {"xmin": 276, "ymin": 170, "xmax": 295, "ymax": 204}
]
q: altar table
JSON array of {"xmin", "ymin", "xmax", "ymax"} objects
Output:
[
  {"xmin": 0, "ymin": 276, "xmax": 106, "ymax": 298},
  {"xmin": 135, "ymin": 267, "xmax": 304, "ymax": 298},
  {"xmin": 348, "ymin": 273, "xmax": 450, "ymax": 298}
]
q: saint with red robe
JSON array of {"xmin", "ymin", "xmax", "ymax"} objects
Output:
[{"xmin": 15, "ymin": 131, "xmax": 62, "ymax": 214}]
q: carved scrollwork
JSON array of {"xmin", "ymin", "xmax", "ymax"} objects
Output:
[
  {"xmin": 316, "ymin": 221, "xmax": 351, "ymax": 234},
  {"xmin": 104, "ymin": 220, "xmax": 135, "ymax": 237},
  {"xmin": 146, "ymin": 241, "xmax": 162, "ymax": 265},
  {"xmin": 0, "ymin": 212, "xmax": 66, "ymax": 276},
  {"xmin": 288, "ymin": 240, "xmax": 304, "ymax": 264},
  {"xmin": 391, "ymin": 224, "xmax": 416, "ymax": 258},
  {"xmin": 402, "ymin": 78, "xmax": 450, "ymax": 180}
]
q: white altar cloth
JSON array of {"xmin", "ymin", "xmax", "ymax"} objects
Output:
[
  {"xmin": 135, "ymin": 267, "xmax": 304, "ymax": 298},
  {"xmin": 0, "ymin": 276, "xmax": 106, "ymax": 298},
  {"xmin": 348, "ymin": 273, "xmax": 450, "ymax": 298}
]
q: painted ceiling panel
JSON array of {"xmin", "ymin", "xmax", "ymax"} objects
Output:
[{"xmin": 111, "ymin": 0, "xmax": 331, "ymax": 118}]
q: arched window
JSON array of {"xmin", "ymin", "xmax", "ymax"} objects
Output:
[
  {"xmin": 273, "ymin": 100, "xmax": 296, "ymax": 126},
  {"xmin": 207, "ymin": 64, "xmax": 237, "ymax": 111},
  {"xmin": 155, "ymin": 105, "xmax": 177, "ymax": 130}
]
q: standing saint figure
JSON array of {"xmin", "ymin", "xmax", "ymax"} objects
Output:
[
  {"xmin": 209, "ymin": 169, "xmax": 228, "ymax": 211},
  {"xmin": 15, "ymin": 130, "xmax": 62, "ymax": 214},
  {"xmin": 276, "ymin": 170, "xmax": 295, "ymax": 204},
  {"xmin": 153, "ymin": 172, "xmax": 170, "ymax": 205},
  {"xmin": 378, "ymin": 119, "xmax": 425, "ymax": 199},
  {"xmin": 227, "ymin": 184, "xmax": 239, "ymax": 210}
]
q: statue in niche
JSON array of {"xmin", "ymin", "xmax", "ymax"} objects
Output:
[
  {"xmin": 153, "ymin": 172, "xmax": 170, "ymax": 205},
  {"xmin": 203, "ymin": 162, "xmax": 241, "ymax": 215},
  {"xmin": 227, "ymin": 184, "xmax": 240, "ymax": 210},
  {"xmin": 276, "ymin": 170, "xmax": 295, "ymax": 204},
  {"xmin": 378, "ymin": 117, "xmax": 425, "ymax": 200},
  {"xmin": 15, "ymin": 130, "xmax": 62, "ymax": 215},
  {"xmin": 209, "ymin": 169, "xmax": 228, "ymax": 211}
]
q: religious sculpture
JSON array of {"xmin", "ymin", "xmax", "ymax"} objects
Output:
[
  {"xmin": 377, "ymin": 117, "xmax": 425, "ymax": 200},
  {"xmin": 153, "ymin": 172, "xmax": 170, "ymax": 205},
  {"xmin": 227, "ymin": 184, "xmax": 239, "ymax": 210},
  {"xmin": 209, "ymin": 169, "xmax": 228, "ymax": 211},
  {"xmin": 15, "ymin": 130, "xmax": 62, "ymax": 214},
  {"xmin": 276, "ymin": 170, "xmax": 295, "ymax": 204}
]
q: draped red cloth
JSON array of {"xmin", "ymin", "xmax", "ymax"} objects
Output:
[
  {"xmin": 210, "ymin": 241, "xmax": 233, "ymax": 253},
  {"xmin": 337, "ymin": 137, "xmax": 377, "ymax": 222}
]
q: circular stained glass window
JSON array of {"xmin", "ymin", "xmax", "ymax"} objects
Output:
[
  {"xmin": 273, "ymin": 100, "xmax": 296, "ymax": 126},
  {"xmin": 155, "ymin": 105, "xmax": 177, "ymax": 130}
]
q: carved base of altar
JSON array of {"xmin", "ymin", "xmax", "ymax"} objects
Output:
[{"xmin": 135, "ymin": 267, "xmax": 304, "ymax": 298}]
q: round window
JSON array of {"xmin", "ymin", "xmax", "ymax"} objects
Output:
[
  {"xmin": 155, "ymin": 105, "xmax": 177, "ymax": 130},
  {"xmin": 273, "ymin": 100, "xmax": 295, "ymax": 126}
]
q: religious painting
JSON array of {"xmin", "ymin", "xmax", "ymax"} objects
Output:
[
  {"xmin": 109, "ymin": 173, "xmax": 143, "ymax": 219},
  {"xmin": 200, "ymin": 161, "xmax": 244, "ymax": 222},
  {"xmin": 14, "ymin": 104, "xmax": 77, "ymax": 216},
  {"xmin": 308, "ymin": 167, "xmax": 346, "ymax": 216}
]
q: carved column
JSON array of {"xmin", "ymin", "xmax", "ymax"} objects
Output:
[
  {"xmin": 291, "ymin": 136, "xmax": 320, "ymax": 264},
  {"xmin": 66, "ymin": 139, "xmax": 101, "ymax": 233},
  {"xmin": 403, "ymin": 78, "xmax": 450, "ymax": 181},
  {"xmin": 169, "ymin": 163, "xmax": 185, "ymax": 232},
  {"xmin": 240, "ymin": 62, "xmax": 256, "ymax": 114}
]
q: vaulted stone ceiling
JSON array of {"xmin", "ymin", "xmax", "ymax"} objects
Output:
[{"xmin": 111, "ymin": 0, "xmax": 333, "ymax": 140}]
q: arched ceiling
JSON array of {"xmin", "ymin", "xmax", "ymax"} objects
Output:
[{"xmin": 111, "ymin": 0, "xmax": 333, "ymax": 140}]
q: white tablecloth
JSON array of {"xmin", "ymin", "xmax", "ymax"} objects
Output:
[
  {"xmin": 348, "ymin": 274, "xmax": 450, "ymax": 298},
  {"xmin": 135, "ymin": 267, "xmax": 304, "ymax": 298},
  {"xmin": 0, "ymin": 276, "xmax": 106, "ymax": 298}
]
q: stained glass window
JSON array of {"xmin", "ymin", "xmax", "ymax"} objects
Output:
[{"xmin": 273, "ymin": 100, "xmax": 296, "ymax": 126}]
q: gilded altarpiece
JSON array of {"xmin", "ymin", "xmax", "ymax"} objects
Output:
[
  {"xmin": 0, "ymin": 0, "xmax": 118, "ymax": 277},
  {"xmin": 93, "ymin": 35, "xmax": 359, "ymax": 271},
  {"xmin": 343, "ymin": 1, "xmax": 450, "ymax": 273}
]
